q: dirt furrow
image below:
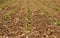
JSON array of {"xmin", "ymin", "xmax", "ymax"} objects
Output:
[
  {"xmin": 37, "ymin": 0, "xmax": 60, "ymax": 20},
  {"xmin": 0, "ymin": 0, "xmax": 60, "ymax": 38}
]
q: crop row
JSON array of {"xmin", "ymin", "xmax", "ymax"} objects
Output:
[
  {"xmin": 0, "ymin": 0, "xmax": 17, "ymax": 11},
  {"xmin": 32, "ymin": 0, "xmax": 60, "ymax": 26},
  {"xmin": 3, "ymin": 0, "xmax": 24, "ymax": 19},
  {"xmin": 38, "ymin": 0, "xmax": 60, "ymax": 12},
  {"xmin": 25, "ymin": 0, "xmax": 31, "ymax": 35}
]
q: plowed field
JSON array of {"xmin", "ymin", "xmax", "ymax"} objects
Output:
[{"xmin": 0, "ymin": 0, "xmax": 60, "ymax": 38}]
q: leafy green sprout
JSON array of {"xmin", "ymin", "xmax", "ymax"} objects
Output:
[
  {"xmin": 4, "ymin": 12, "xmax": 11, "ymax": 19},
  {"xmin": 25, "ymin": 0, "xmax": 31, "ymax": 35},
  {"xmin": 56, "ymin": 21, "xmax": 60, "ymax": 26},
  {"xmin": 0, "ymin": 8, "xmax": 3, "ymax": 11}
]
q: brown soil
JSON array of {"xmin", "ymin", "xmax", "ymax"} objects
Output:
[{"xmin": 0, "ymin": 0, "xmax": 60, "ymax": 38}]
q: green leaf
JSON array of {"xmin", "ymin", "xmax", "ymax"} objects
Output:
[{"xmin": 56, "ymin": 21, "xmax": 60, "ymax": 26}]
